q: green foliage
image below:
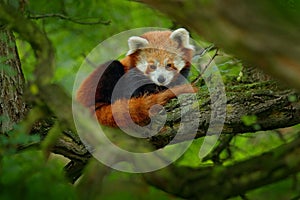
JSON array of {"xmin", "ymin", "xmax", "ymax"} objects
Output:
[
  {"xmin": 0, "ymin": 131, "xmax": 40, "ymax": 155},
  {"xmin": 217, "ymin": 57, "xmax": 243, "ymax": 84},
  {"xmin": 0, "ymin": 150, "xmax": 76, "ymax": 200},
  {"xmin": 175, "ymin": 138, "xmax": 213, "ymax": 167},
  {"xmin": 241, "ymin": 115, "xmax": 261, "ymax": 131},
  {"xmin": 16, "ymin": 39, "xmax": 36, "ymax": 81},
  {"xmin": 288, "ymin": 94, "xmax": 297, "ymax": 102},
  {"xmin": 0, "ymin": 123, "xmax": 74, "ymax": 200},
  {"xmin": 18, "ymin": 0, "xmax": 172, "ymax": 92},
  {"xmin": 241, "ymin": 115, "xmax": 257, "ymax": 126},
  {"xmin": 97, "ymin": 171, "xmax": 181, "ymax": 200},
  {"xmin": 76, "ymin": 159, "xmax": 181, "ymax": 200}
]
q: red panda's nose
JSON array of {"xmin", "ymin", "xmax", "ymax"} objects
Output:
[{"xmin": 158, "ymin": 76, "xmax": 166, "ymax": 84}]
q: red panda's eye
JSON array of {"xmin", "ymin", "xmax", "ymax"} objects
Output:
[
  {"xmin": 149, "ymin": 65, "xmax": 156, "ymax": 70},
  {"xmin": 166, "ymin": 64, "xmax": 173, "ymax": 70}
]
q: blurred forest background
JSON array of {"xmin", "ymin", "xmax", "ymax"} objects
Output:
[{"xmin": 1, "ymin": 0, "xmax": 300, "ymax": 199}]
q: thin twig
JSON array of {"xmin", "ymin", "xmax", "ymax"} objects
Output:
[
  {"xmin": 192, "ymin": 47, "xmax": 219, "ymax": 85},
  {"xmin": 202, "ymin": 134, "xmax": 235, "ymax": 163},
  {"xmin": 194, "ymin": 44, "xmax": 216, "ymax": 57},
  {"xmin": 82, "ymin": 53, "xmax": 99, "ymax": 68},
  {"xmin": 28, "ymin": 13, "xmax": 111, "ymax": 25}
]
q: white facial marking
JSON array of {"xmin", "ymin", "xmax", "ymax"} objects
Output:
[
  {"xmin": 149, "ymin": 66, "xmax": 175, "ymax": 86},
  {"xmin": 136, "ymin": 58, "xmax": 148, "ymax": 73},
  {"xmin": 154, "ymin": 60, "xmax": 160, "ymax": 67},
  {"xmin": 174, "ymin": 56, "xmax": 185, "ymax": 71}
]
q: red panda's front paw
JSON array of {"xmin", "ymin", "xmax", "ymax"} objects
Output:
[
  {"xmin": 151, "ymin": 84, "xmax": 198, "ymax": 106},
  {"xmin": 171, "ymin": 84, "xmax": 198, "ymax": 96}
]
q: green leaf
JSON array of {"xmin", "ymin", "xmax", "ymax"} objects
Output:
[{"xmin": 241, "ymin": 115, "xmax": 257, "ymax": 126}]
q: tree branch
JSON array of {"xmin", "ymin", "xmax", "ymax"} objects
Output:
[
  {"xmin": 144, "ymin": 136, "xmax": 300, "ymax": 199},
  {"xmin": 28, "ymin": 13, "xmax": 111, "ymax": 25},
  {"xmin": 150, "ymin": 81, "xmax": 300, "ymax": 148},
  {"xmin": 30, "ymin": 80, "xmax": 299, "ymax": 164}
]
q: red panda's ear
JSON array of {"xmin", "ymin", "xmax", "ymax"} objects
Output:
[
  {"xmin": 170, "ymin": 28, "xmax": 195, "ymax": 50},
  {"xmin": 127, "ymin": 36, "xmax": 149, "ymax": 55}
]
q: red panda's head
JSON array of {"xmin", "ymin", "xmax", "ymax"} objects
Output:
[{"xmin": 122, "ymin": 28, "xmax": 194, "ymax": 86}]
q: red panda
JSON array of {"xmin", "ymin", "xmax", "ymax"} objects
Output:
[{"xmin": 76, "ymin": 28, "xmax": 197, "ymax": 128}]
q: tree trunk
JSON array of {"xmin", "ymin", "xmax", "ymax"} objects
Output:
[{"xmin": 0, "ymin": 26, "xmax": 26, "ymax": 133}]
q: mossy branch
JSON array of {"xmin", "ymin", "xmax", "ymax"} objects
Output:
[{"xmin": 151, "ymin": 81, "xmax": 300, "ymax": 148}]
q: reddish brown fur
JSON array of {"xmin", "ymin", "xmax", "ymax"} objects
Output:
[
  {"xmin": 120, "ymin": 30, "xmax": 193, "ymax": 70},
  {"xmin": 77, "ymin": 66, "xmax": 103, "ymax": 107},
  {"xmin": 119, "ymin": 53, "xmax": 138, "ymax": 72},
  {"xmin": 93, "ymin": 84, "xmax": 197, "ymax": 127}
]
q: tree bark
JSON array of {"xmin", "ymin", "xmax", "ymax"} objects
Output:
[
  {"xmin": 0, "ymin": 26, "xmax": 26, "ymax": 133},
  {"xmin": 149, "ymin": 80, "xmax": 299, "ymax": 148}
]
